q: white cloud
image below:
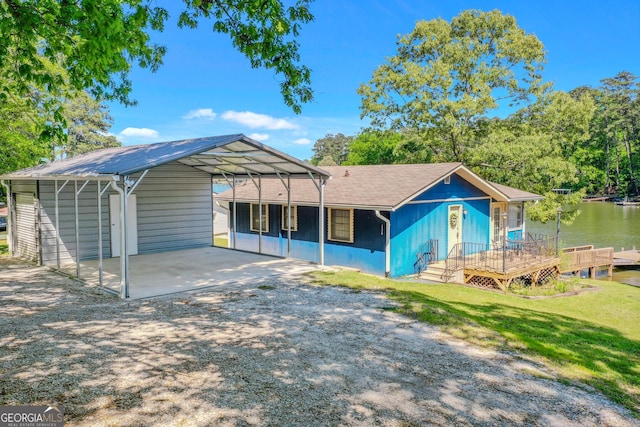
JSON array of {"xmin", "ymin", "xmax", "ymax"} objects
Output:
[
  {"xmin": 118, "ymin": 127, "xmax": 159, "ymax": 139},
  {"xmin": 183, "ymin": 108, "xmax": 217, "ymax": 120},
  {"xmin": 293, "ymin": 138, "xmax": 311, "ymax": 145},
  {"xmin": 221, "ymin": 110, "xmax": 299, "ymax": 130},
  {"xmin": 248, "ymin": 133, "xmax": 269, "ymax": 141}
]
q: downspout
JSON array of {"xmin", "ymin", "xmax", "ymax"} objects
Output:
[
  {"xmin": 1, "ymin": 180, "xmax": 11, "ymax": 256},
  {"xmin": 110, "ymin": 180, "xmax": 128, "ymax": 299},
  {"xmin": 375, "ymin": 210, "xmax": 391, "ymax": 277}
]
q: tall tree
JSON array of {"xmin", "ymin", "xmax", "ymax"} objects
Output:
[
  {"xmin": 599, "ymin": 71, "xmax": 639, "ymax": 196},
  {"xmin": 0, "ymin": 0, "xmax": 314, "ymax": 114},
  {"xmin": 358, "ymin": 9, "xmax": 547, "ymax": 162},
  {"xmin": 344, "ymin": 130, "xmax": 432, "ymax": 165},
  {"xmin": 56, "ymin": 91, "xmax": 121, "ymax": 160},
  {"xmin": 310, "ymin": 133, "xmax": 353, "ymax": 165}
]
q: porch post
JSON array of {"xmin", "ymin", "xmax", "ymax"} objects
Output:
[{"xmin": 502, "ymin": 213, "xmax": 508, "ymax": 273}]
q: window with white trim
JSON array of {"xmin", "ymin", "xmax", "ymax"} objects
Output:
[
  {"xmin": 508, "ymin": 203, "xmax": 523, "ymax": 229},
  {"xmin": 281, "ymin": 205, "xmax": 298, "ymax": 231},
  {"xmin": 250, "ymin": 203, "xmax": 269, "ymax": 232},
  {"xmin": 328, "ymin": 208, "xmax": 354, "ymax": 243}
]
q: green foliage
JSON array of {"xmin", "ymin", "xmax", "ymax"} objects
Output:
[
  {"xmin": 525, "ymin": 190, "xmax": 586, "ymax": 224},
  {"xmin": 0, "ymin": 0, "xmax": 314, "ymax": 114},
  {"xmin": 344, "ymin": 130, "xmax": 432, "ymax": 165},
  {"xmin": 358, "ymin": 9, "xmax": 547, "ymax": 162},
  {"xmin": 310, "ymin": 133, "xmax": 353, "ymax": 165},
  {"xmin": 310, "ymin": 270, "xmax": 640, "ymax": 415},
  {"xmin": 57, "ymin": 91, "xmax": 121, "ymax": 159}
]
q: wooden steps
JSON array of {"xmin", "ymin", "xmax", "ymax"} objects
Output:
[{"xmin": 417, "ymin": 261, "xmax": 463, "ymax": 283}]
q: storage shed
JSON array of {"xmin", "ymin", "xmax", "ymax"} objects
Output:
[{"xmin": 1, "ymin": 134, "xmax": 330, "ymax": 298}]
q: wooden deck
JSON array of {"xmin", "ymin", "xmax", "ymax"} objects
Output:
[
  {"xmin": 441, "ymin": 240, "xmax": 614, "ymax": 290},
  {"xmin": 460, "ymin": 249, "xmax": 560, "ymax": 291}
]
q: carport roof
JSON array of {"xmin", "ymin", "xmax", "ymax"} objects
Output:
[{"xmin": 1, "ymin": 134, "xmax": 330, "ymax": 180}]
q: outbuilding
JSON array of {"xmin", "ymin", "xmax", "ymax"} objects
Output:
[
  {"xmin": 1, "ymin": 134, "xmax": 330, "ymax": 298},
  {"xmin": 215, "ymin": 163, "xmax": 542, "ymax": 277}
]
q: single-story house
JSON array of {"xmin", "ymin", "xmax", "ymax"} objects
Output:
[
  {"xmin": 215, "ymin": 163, "xmax": 542, "ymax": 277},
  {"xmin": 0, "ymin": 134, "xmax": 330, "ymax": 298}
]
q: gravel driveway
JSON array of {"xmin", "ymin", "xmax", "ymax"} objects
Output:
[{"xmin": 0, "ymin": 258, "xmax": 637, "ymax": 426}]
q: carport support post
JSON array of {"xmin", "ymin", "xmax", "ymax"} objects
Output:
[
  {"xmin": 54, "ymin": 179, "xmax": 70, "ymax": 270},
  {"xmin": 74, "ymin": 181, "xmax": 79, "ymax": 277},
  {"xmin": 1, "ymin": 180, "xmax": 12, "ymax": 256},
  {"xmin": 97, "ymin": 182, "xmax": 103, "ymax": 286},
  {"xmin": 258, "ymin": 175, "xmax": 263, "ymax": 254},
  {"xmin": 319, "ymin": 177, "xmax": 325, "ymax": 266},
  {"xmin": 74, "ymin": 180, "xmax": 89, "ymax": 278},
  {"xmin": 232, "ymin": 176, "xmax": 237, "ymax": 249},
  {"xmin": 97, "ymin": 181, "xmax": 110, "ymax": 287},
  {"xmin": 287, "ymin": 175, "xmax": 291, "ymax": 258},
  {"xmin": 110, "ymin": 179, "xmax": 129, "ymax": 299},
  {"xmin": 54, "ymin": 180, "xmax": 59, "ymax": 268}
]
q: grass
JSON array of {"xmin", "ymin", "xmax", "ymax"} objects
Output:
[
  {"xmin": 309, "ymin": 270, "xmax": 640, "ymax": 416},
  {"xmin": 0, "ymin": 238, "xmax": 7, "ymax": 255}
]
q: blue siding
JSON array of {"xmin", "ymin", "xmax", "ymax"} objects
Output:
[
  {"xmin": 414, "ymin": 174, "xmax": 486, "ymax": 200},
  {"xmin": 230, "ymin": 203, "xmax": 386, "ymax": 274},
  {"xmin": 390, "ymin": 175, "xmax": 492, "ymax": 277}
]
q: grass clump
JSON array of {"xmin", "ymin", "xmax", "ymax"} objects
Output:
[
  {"xmin": 309, "ymin": 270, "xmax": 640, "ymax": 416},
  {"xmin": 508, "ymin": 277, "xmax": 590, "ymax": 297}
]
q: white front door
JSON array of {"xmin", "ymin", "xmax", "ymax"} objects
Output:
[
  {"xmin": 109, "ymin": 194, "xmax": 138, "ymax": 257},
  {"xmin": 490, "ymin": 202, "xmax": 507, "ymax": 245},
  {"xmin": 447, "ymin": 204, "xmax": 463, "ymax": 255}
]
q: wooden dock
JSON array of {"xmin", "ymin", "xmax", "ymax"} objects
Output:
[
  {"xmin": 560, "ymin": 245, "xmax": 614, "ymax": 278},
  {"xmin": 613, "ymin": 249, "xmax": 640, "ymax": 267}
]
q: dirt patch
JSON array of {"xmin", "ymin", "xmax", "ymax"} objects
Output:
[{"xmin": 0, "ymin": 257, "xmax": 637, "ymax": 426}]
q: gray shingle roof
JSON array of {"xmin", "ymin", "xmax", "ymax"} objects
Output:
[
  {"xmin": 1, "ymin": 134, "xmax": 330, "ymax": 180},
  {"xmin": 216, "ymin": 163, "xmax": 542, "ymax": 210}
]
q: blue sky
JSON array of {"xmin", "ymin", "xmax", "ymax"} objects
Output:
[{"xmin": 108, "ymin": 0, "xmax": 640, "ymax": 161}]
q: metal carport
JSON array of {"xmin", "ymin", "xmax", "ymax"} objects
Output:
[{"xmin": 1, "ymin": 134, "xmax": 331, "ymax": 299}]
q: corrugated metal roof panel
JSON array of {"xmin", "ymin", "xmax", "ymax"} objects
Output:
[{"xmin": 1, "ymin": 134, "xmax": 330, "ymax": 180}]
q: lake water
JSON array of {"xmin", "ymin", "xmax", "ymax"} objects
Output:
[{"xmin": 526, "ymin": 202, "xmax": 640, "ymax": 286}]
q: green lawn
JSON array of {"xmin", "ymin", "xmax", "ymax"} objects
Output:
[
  {"xmin": 0, "ymin": 238, "xmax": 7, "ymax": 255},
  {"xmin": 309, "ymin": 270, "xmax": 640, "ymax": 416}
]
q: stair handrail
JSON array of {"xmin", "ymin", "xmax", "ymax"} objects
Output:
[{"xmin": 414, "ymin": 239, "xmax": 439, "ymax": 274}]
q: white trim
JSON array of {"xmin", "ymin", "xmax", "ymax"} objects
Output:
[
  {"xmin": 250, "ymin": 203, "xmax": 269, "ymax": 233},
  {"xmin": 281, "ymin": 205, "xmax": 298, "ymax": 231},
  {"xmin": 328, "ymin": 207, "xmax": 354, "ymax": 243},
  {"xmin": 405, "ymin": 196, "xmax": 491, "ymax": 205}
]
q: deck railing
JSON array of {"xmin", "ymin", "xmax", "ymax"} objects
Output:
[
  {"xmin": 443, "ymin": 235, "xmax": 558, "ymax": 279},
  {"xmin": 561, "ymin": 246, "xmax": 614, "ymax": 273},
  {"xmin": 414, "ymin": 239, "xmax": 439, "ymax": 274}
]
